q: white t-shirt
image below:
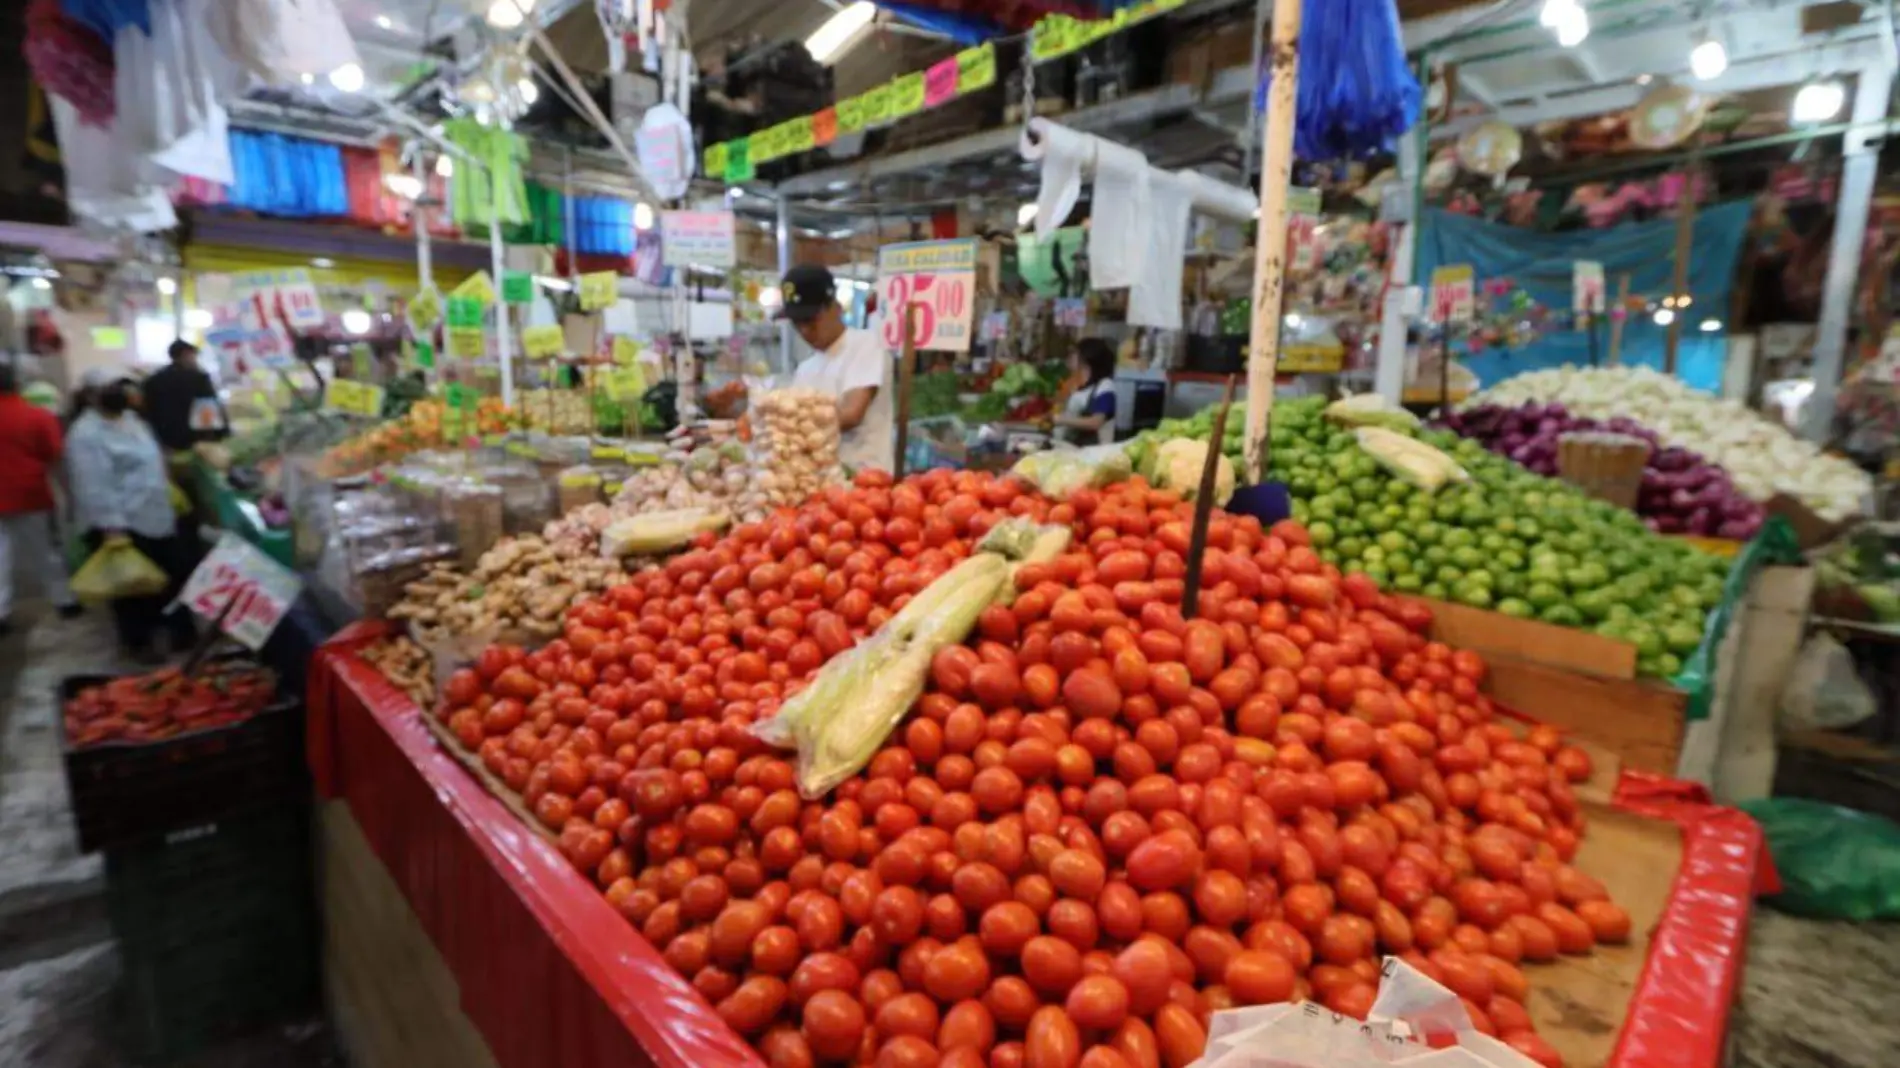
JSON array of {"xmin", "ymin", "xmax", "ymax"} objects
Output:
[{"xmin": 791, "ymin": 327, "xmax": 894, "ymax": 473}]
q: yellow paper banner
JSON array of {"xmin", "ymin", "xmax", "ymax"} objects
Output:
[
  {"xmin": 579, "ymin": 271, "xmax": 617, "ymax": 311},
  {"xmin": 612, "ymin": 336, "xmax": 643, "ymax": 366},
  {"xmin": 447, "ymin": 326, "xmax": 486, "ymax": 359},
  {"xmin": 323, "ymin": 378, "xmax": 385, "ymax": 417},
  {"xmin": 703, "ymin": 142, "xmax": 728, "ymax": 179},
  {"xmin": 860, "ymin": 84, "xmax": 893, "ymax": 126},
  {"xmin": 957, "ymin": 43, "xmax": 997, "ymax": 93},
  {"xmin": 889, "ymin": 72, "xmax": 926, "ymax": 118},
  {"xmin": 786, "ymin": 115, "xmax": 816, "ymax": 154},
  {"xmin": 521, "ymin": 324, "xmax": 565, "ymax": 359},
  {"xmin": 837, "ymin": 95, "xmax": 866, "ymax": 133},
  {"xmin": 452, "ymin": 270, "xmax": 496, "ymax": 307}
]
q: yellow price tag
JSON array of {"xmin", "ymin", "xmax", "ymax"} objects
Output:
[
  {"xmin": 452, "ymin": 270, "xmax": 496, "ymax": 307},
  {"xmin": 837, "ymin": 95, "xmax": 866, "ymax": 133},
  {"xmin": 860, "ymin": 84, "xmax": 893, "ymax": 125},
  {"xmin": 323, "ymin": 379, "xmax": 386, "ymax": 417},
  {"xmin": 889, "ymin": 72, "xmax": 925, "ymax": 117},
  {"xmin": 612, "ymin": 336, "xmax": 643, "ymax": 366},
  {"xmin": 754, "ymin": 124, "xmax": 783, "ymax": 163},
  {"xmin": 703, "ymin": 142, "xmax": 728, "ymax": 179},
  {"xmin": 956, "ymin": 44, "xmax": 996, "ymax": 93},
  {"xmin": 1031, "ymin": 16, "xmax": 1077, "ymax": 60},
  {"xmin": 448, "ymin": 326, "xmax": 486, "ymax": 359},
  {"xmin": 521, "ymin": 324, "xmax": 565, "ymax": 359},
  {"xmin": 579, "ymin": 271, "xmax": 618, "ymax": 311},
  {"xmin": 603, "ymin": 366, "xmax": 647, "ymax": 401}
]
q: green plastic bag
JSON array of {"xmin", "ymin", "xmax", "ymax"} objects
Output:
[
  {"xmin": 1670, "ymin": 516, "xmax": 1805, "ymax": 720},
  {"xmin": 1739, "ymin": 798, "xmax": 1900, "ymax": 921},
  {"xmin": 69, "ymin": 537, "xmax": 170, "ymax": 604}
]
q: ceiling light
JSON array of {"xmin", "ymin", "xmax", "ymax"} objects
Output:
[
  {"xmin": 156, "ymin": 277, "xmax": 177, "ymax": 296},
  {"xmin": 1792, "ymin": 80, "xmax": 1846, "ymax": 123},
  {"xmin": 1690, "ymin": 38, "xmax": 1727, "ymax": 81},
  {"xmin": 1699, "ymin": 317, "xmax": 1722, "ymax": 333},
  {"xmin": 536, "ymin": 275, "xmax": 573, "ymax": 292},
  {"xmin": 436, "ymin": 156, "xmax": 454, "ymax": 177},
  {"xmin": 728, "ymin": 186, "xmax": 745, "ymax": 198},
  {"xmin": 300, "ymin": 72, "xmax": 315, "ymax": 86},
  {"xmin": 341, "ymin": 309, "xmax": 373, "ymax": 335},
  {"xmin": 1284, "ymin": 313, "xmax": 1305, "ymax": 329},
  {"xmin": 518, "ymin": 78, "xmax": 539, "ymax": 105},
  {"xmin": 328, "ymin": 63, "xmax": 365, "ymax": 93},
  {"xmin": 30, "ymin": 277, "xmax": 50, "ymax": 290},
  {"xmin": 486, "ymin": 0, "xmax": 525, "ymax": 28},
  {"xmin": 1017, "ymin": 203, "xmax": 1038, "ymax": 227},
  {"xmin": 1538, "ymin": 0, "xmax": 1577, "ymax": 28},
  {"xmin": 312, "ymin": 257, "xmax": 335, "ymax": 268},
  {"xmin": 384, "ymin": 173, "xmax": 423, "ymax": 199},
  {"xmin": 1652, "ymin": 307, "xmax": 1676, "ymax": 326},
  {"xmin": 1553, "ymin": 3, "xmax": 1589, "ymax": 47},
  {"xmin": 1635, "ymin": 74, "xmax": 1653, "ymax": 85},
  {"xmin": 375, "ymin": 14, "xmax": 393, "ymax": 28},
  {"xmin": 805, "ymin": 1, "xmax": 875, "ymax": 65},
  {"xmin": 185, "ymin": 308, "xmax": 214, "ymax": 329},
  {"xmin": 634, "ymin": 203, "xmax": 655, "ymax": 230}
]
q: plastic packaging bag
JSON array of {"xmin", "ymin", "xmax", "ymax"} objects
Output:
[
  {"xmin": 70, "ymin": 536, "xmax": 170, "ymax": 603},
  {"xmin": 1738, "ymin": 798, "xmax": 1900, "ymax": 921},
  {"xmin": 1012, "ymin": 443, "xmax": 1132, "ymax": 499},
  {"xmin": 600, "ymin": 508, "xmax": 728, "ymax": 559},
  {"xmin": 1779, "ymin": 634, "xmax": 1876, "ymax": 732}
]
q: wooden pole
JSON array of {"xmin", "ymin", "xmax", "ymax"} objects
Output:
[
  {"xmin": 1241, "ymin": 0, "xmax": 1303, "ymax": 485},
  {"xmin": 1662, "ymin": 164, "xmax": 1699, "ymax": 374},
  {"xmin": 1608, "ymin": 273, "xmax": 1631, "ymax": 365},
  {"xmin": 893, "ymin": 304, "xmax": 919, "ymax": 478},
  {"xmin": 1182, "ymin": 376, "xmax": 1238, "ymax": 620}
]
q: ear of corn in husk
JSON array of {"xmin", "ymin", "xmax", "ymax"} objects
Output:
[
  {"xmin": 758, "ymin": 521, "xmax": 1070, "ymax": 798},
  {"xmin": 600, "ymin": 508, "xmax": 730, "ymax": 558},
  {"xmin": 1353, "ymin": 427, "xmax": 1469, "ymax": 492}
]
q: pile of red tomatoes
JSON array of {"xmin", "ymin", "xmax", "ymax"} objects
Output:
[{"xmin": 436, "ymin": 469, "xmax": 1628, "ymax": 1068}]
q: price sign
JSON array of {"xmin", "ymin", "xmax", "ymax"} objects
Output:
[
  {"xmin": 980, "ymin": 311, "xmax": 1010, "ymax": 341},
  {"xmin": 860, "ymin": 84, "xmax": 893, "ymax": 126},
  {"xmin": 1573, "ymin": 260, "xmax": 1605, "ymax": 314},
  {"xmin": 448, "ymin": 326, "xmax": 486, "ymax": 359},
  {"xmin": 924, "ymin": 58, "xmax": 960, "ymax": 108},
  {"xmin": 413, "ymin": 339, "xmax": 435, "ymax": 370},
  {"xmin": 446, "ymin": 295, "xmax": 484, "ymax": 328},
  {"xmin": 1429, "ymin": 265, "xmax": 1476, "ymax": 324},
  {"xmin": 453, "ymin": 270, "xmax": 496, "ymax": 307},
  {"xmin": 324, "ymin": 378, "xmax": 386, "ymax": 417},
  {"xmin": 612, "ymin": 336, "xmax": 643, "ymax": 366},
  {"xmin": 522, "ymin": 324, "xmax": 565, "ymax": 359},
  {"xmin": 889, "ymin": 72, "xmax": 926, "ymax": 118},
  {"xmin": 445, "ymin": 381, "xmax": 479, "ymax": 411},
  {"xmin": 603, "ymin": 365, "xmax": 647, "ymax": 401},
  {"xmin": 813, "ymin": 107, "xmax": 838, "ymax": 148},
  {"xmin": 725, "ymin": 138, "xmax": 753, "ymax": 182},
  {"xmin": 837, "ymin": 95, "xmax": 866, "ymax": 134},
  {"xmin": 661, "ymin": 211, "xmax": 737, "ymax": 268},
  {"xmin": 244, "ymin": 324, "xmax": 297, "ymax": 370},
  {"xmin": 957, "ymin": 44, "xmax": 996, "ymax": 93},
  {"xmin": 875, "ymin": 238, "xmax": 978, "ymax": 352},
  {"xmin": 175, "ymin": 533, "xmax": 304, "ymax": 650},
  {"xmin": 1054, "ymin": 298, "xmax": 1088, "ymax": 328},
  {"xmin": 233, "ymin": 268, "xmax": 325, "ymax": 330},
  {"xmin": 502, "ymin": 270, "xmax": 534, "ymax": 304},
  {"xmin": 579, "ymin": 271, "xmax": 618, "ymax": 311},
  {"xmin": 408, "ymin": 287, "xmax": 442, "ymax": 334}
]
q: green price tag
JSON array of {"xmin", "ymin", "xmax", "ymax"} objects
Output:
[
  {"xmin": 725, "ymin": 138, "xmax": 753, "ymax": 182},
  {"xmin": 446, "ymin": 296, "xmax": 483, "ymax": 329},
  {"xmin": 521, "ymin": 324, "xmax": 565, "ymax": 359},
  {"xmin": 837, "ymin": 95, "xmax": 866, "ymax": 134},
  {"xmin": 444, "ymin": 381, "xmax": 478, "ymax": 411},
  {"xmin": 889, "ymin": 72, "xmax": 925, "ymax": 117},
  {"xmin": 957, "ymin": 43, "xmax": 997, "ymax": 93},
  {"xmin": 502, "ymin": 271, "xmax": 534, "ymax": 304},
  {"xmin": 860, "ymin": 84, "xmax": 893, "ymax": 126},
  {"xmin": 579, "ymin": 271, "xmax": 617, "ymax": 312},
  {"xmin": 703, "ymin": 142, "xmax": 728, "ymax": 179},
  {"xmin": 413, "ymin": 340, "xmax": 436, "ymax": 370}
]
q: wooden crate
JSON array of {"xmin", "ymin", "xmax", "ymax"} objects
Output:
[
  {"xmin": 1424, "ymin": 598, "xmax": 1639, "ymax": 679},
  {"xmin": 319, "ymin": 802, "xmax": 502, "ymax": 1068}
]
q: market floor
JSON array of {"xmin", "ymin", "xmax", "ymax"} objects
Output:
[
  {"xmin": 0, "ymin": 601, "xmax": 1896, "ymax": 1066},
  {"xmin": 0, "ymin": 600, "xmax": 336, "ymax": 1068}
]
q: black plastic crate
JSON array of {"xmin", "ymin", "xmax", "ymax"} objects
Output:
[
  {"xmin": 60, "ymin": 670, "xmax": 305, "ymax": 853},
  {"xmin": 106, "ymin": 805, "xmax": 318, "ymax": 1063}
]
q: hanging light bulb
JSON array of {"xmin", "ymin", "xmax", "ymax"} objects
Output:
[
  {"xmin": 634, "ymin": 203, "xmax": 655, "ymax": 230},
  {"xmin": 384, "ymin": 173, "xmax": 423, "ymax": 200},
  {"xmin": 328, "ymin": 63, "xmax": 365, "ymax": 93},
  {"xmin": 1553, "ymin": 3, "xmax": 1589, "ymax": 47},
  {"xmin": 1699, "ymin": 318, "xmax": 1722, "ymax": 332},
  {"xmin": 1690, "ymin": 37, "xmax": 1727, "ymax": 81},
  {"xmin": 487, "ymin": 0, "xmax": 524, "ymax": 28},
  {"xmin": 1017, "ymin": 203, "xmax": 1038, "ymax": 227},
  {"xmin": 1538, "ymin": 0, "xmax": 1578, "ymax": 28},
  {"xmin": 1792, "ymin": 80, "xmax": 1846, "ymax": 123},
  {"xmin": 341, "ymin": 309, "xmax": 373, "ymax": 335},
  {"xmin": 156, "ymin": 277, "xmax": 177, "ymax": 296},
  {"xmin": 1652, "ymin": 307, "xmax": 1676, "ymax": 326},
  {"xmin": 436, "ymin": 156, "xmax": 454, "ymax": 178},
  {"xmin": 518, "ymin": 78, "xmax": 539, "ymax": 105}
]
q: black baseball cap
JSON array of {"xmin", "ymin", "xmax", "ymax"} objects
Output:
[{"xmin": 775, "ymin": 264, "xmax": 837, "ymax": 323}]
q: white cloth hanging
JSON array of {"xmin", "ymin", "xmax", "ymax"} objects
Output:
[
  {"xmin": 210, "ymin": 0, "xmax": 359, "ymax": 85},
  {"xmin": 50, "ymin": 97, "xmax": 178, "ymax": 232},
  {"xmin": 116, "ymin": 0, "xmax": 236, "ymax": 186},
  {"xmin": 1087, "ymin": 138, "xmax": 1148, "ymax": 290}
]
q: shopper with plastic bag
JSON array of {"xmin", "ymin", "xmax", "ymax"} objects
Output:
[
  {"xmin": 0, "ymin": 362, "xmax": 81, "ymax": 635},
  {"xmin": 66, "ymin": 369, "xmax": 195, "ymax": 661}
]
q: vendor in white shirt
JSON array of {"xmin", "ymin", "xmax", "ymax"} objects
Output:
[
  {"xmin": 778, "ymin": 264, "xmax": 895, "ymax": 472},
  {"xmin": 1054, "ymin": 338, "xmax": 1119, "ymax": 446}
]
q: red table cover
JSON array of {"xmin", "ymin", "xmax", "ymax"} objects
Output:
[{"xmin": 307, "ymin": 625, "xmax": 1762, "ymax": 1068}]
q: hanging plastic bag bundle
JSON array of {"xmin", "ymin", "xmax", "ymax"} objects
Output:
[
  {"xmin": 70, "ymin": 535, "xmax": 170, "ymax": 604},
  {"xmin": 1011, "ymin": 443, "xmax": 1132, "ymax": 499}
]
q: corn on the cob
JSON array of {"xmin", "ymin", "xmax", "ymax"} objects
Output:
[
  {"xmin": 1354, "ymin": 427, "xmax": 1469, "ymax": 492},
  {"xmin": 599, "ymin": 508, "xmax": 730, "ymax": 557}
]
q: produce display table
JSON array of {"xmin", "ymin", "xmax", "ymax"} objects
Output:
[
  {"xmin": 306, "ymin": 624, "xmax": 1769, "ymax": 1068},
  {"xmin": 196, "ymin": 460, "xmax": 295, "ymax": 568}
]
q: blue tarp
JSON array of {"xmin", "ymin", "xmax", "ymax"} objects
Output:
[{"xmin": 1414, "ymin": 201, "xmax": 1752, "ymax": 394}]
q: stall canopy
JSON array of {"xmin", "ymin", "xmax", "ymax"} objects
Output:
[{"xmin": 1415, "ymin": 200, "xmax": 1751, "ymax": 393}]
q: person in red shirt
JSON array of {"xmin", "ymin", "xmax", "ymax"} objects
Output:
[{"xmin": 0, "ymin": 363, "xmax": 80, "ymax": 634}]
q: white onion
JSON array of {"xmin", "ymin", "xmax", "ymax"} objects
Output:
[{"xmin": 1469, "ymin": 366, "xmax": 1871, "ymax": 521}]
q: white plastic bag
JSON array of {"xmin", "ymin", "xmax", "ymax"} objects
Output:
[
  {"xmin": 1780, "ymin": 634, "xmax": 1876, "ymax": 732},
  {"xmin": 214, "ymin": 0, "xmax": 361, "ymax": 84}
]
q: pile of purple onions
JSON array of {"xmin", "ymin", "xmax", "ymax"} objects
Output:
[{"xmin": 1439, "ymin": 403, "xmax": 1765, "ymax": 540}]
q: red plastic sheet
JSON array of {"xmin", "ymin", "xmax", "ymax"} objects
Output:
[
  {"xmin": 1607, "ymin": 771, "xmax": 1768, "ymax": 1068},
  {"xmin": 306, "ymin": 632, "xmax": 763, "ymax": 1068},
  {"xmin": 310, "ymin": 636, "xmax": 1763, "ymax": 1068}
]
